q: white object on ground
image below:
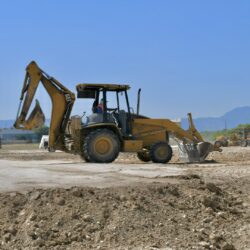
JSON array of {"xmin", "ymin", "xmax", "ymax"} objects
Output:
[{"xmin": 39, "ymin": 135, "xmax": 49, "ymax": 149}]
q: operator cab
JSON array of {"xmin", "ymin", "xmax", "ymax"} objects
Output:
[{"xmin": 76, "ymin": 84, "xmax": 132, "ymax": 135}]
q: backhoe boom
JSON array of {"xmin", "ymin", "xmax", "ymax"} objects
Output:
[{"xmin": 14, "ymin": 61, "xmax": 75, "ymax": 151}]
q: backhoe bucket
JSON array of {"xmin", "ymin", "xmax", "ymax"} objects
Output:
[
  {"xmin": 24, "ymin": 100, "xmax": 45, "ymax": 130},
  {"xmin": 178, "ymin": 142, "xmax": 213, "ymax": 163}
]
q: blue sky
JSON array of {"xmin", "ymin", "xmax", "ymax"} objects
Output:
[{"xmin": 0, "ymin": 0, "xmax": 250, "ymax": 120}]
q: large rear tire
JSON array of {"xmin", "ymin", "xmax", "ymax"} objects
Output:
[
  {"xmin": 83, "ymin": 129, "xmax": 120, "ymax": 163},
  {"xmin": 81, "ymin": 152, "xmax": 91, "ymax": 162},
  {"xmin": 222, "ymin": 140, "xmax": 229, "ymax": 147},
  {"xmin": 150, "ymin": 142, "xmax": 172, "ymax": 163}
]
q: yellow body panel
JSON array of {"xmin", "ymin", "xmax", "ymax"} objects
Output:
[
  {"xmin": 132, "ymin": 122, "xmax": 167, "ymax": 147},
  {"xmin": 123, "ymin": 140, "xmax": 143, "ymax": 152},
  {"xmin": 133, "ymin": 116, "xmax": 204, "ymax": 145}
]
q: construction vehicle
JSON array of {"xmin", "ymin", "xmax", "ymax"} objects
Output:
[
  {"xmin": 234, "ymin": 129, "xmax": 250, "ymax": 147},
  {"xmin": 14, "ymin": 61, "xmax": 221, "ymax": 163},
  {"xmin": 215, "ymin": 129, "xmax": 250, "ymax": 148},
  {"xmin": 215, "ymin": 135, "xmax": 229, "ymax": 147}
]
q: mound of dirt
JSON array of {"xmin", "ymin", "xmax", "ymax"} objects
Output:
[{"xmin": 0, "ymin": 178, "xmax": 248, "ymax": 250}]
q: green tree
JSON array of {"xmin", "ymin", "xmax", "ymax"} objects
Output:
[
  {"xmin": 201, "ymin": 123, "xmax": 250, "ymax": 142},
  {"xmin": 34, "ymin": 126, "xmax": 49, "ymax": 141}
]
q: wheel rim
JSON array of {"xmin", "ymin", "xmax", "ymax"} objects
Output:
[
  {"xmin": 94, "ymin": 136, "xmax": 113, "ymax": 156},
  {"xmin": 155, "ymin": 146, "xmax": 168, "ymax": 160}
]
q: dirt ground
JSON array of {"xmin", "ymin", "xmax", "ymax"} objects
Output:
[{"xmin": 0, "ymin": 144, "xmax": 249, "ymax": 250}]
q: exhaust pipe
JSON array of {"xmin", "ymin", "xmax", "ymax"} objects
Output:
[{"xmin": 137, "ymin": 88, "xmax": 141, "ymax": 115}]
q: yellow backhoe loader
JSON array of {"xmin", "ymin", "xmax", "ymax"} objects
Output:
[{"xmin": 14, "ymin": 61, "xmax": 221, "ymax": 163}]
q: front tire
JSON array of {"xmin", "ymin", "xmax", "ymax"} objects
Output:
[
  {"xmin": 81, "ymin": 152, "xmax": 91, "ymax": 162},
  {"xmin": 150, "ymin": 142, "xmax": 173, "ymax": 163},
  {"xmin": 214, "ymin": 141, "xmax": 222, "ymax": 148},
  {"xmin": 83, "ymin": 129, "xmax": 120, "ymax": 163},
  {"xmin": 241, "ymin": 140, "xmax": 248, "ymax": 147}
]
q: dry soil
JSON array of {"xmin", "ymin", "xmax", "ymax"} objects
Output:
[{"xmin": 0, "ymin": 144, "xmax": 249, "ymax": 250}]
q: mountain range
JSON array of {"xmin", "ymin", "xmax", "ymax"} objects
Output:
[
  {"xmin": 181, "ymin": 106, "xmax": 250, "ymax": 131},
  {"xmin": 1, "ymin": 107, "xmax": 250, "ymax": 132}
]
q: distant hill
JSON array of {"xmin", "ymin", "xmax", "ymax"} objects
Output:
[
  {"xmin": 182, "ymin": 106, "xmax": 250, "ymax": 132},
  {"xmin": 2, "ymin": 107, "xmax": 250, "ymax": 132},
  {"xmin": 221, "ymin": 107, "xmax": 250, "ymax": 127}
]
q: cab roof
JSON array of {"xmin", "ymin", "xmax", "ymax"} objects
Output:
[{"xmin": 76, "ymin": 83, "xmax": 130, "ymax": 92}]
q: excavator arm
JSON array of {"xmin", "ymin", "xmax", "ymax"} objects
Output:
[
  {"xmin": 134, "ymin": 113, "xmax": 203, "ymax": 143},
  {"xmin": 14, "ymin": 61, "xmax": 75, "ymax": 151},
  {"xmin": 134, "ymin": 113, "xmax": 221, "ymax": 162}
]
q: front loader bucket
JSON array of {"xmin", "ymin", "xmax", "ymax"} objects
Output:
[
  {"xmin": 197, "ymin": 142, "xmax": 213, "ymax": 161},
  {"xmin": 24, "ymin": 100, "xmax": 45, "ymax": 130},
  {"xmin": 178, "ymin": 143, "xmax": 200, "ymax": 163},
  {"xmin": 178, "ymin": 142, "xmax": 213, "ymax": 163}
]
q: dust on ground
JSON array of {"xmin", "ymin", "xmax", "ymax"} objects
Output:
[
  {"xmin": 0, "ymin": 144, "xmax": 78, "ymax": 161},
  {"xmin": 0, "ymin": 144, "xmax": 249, "ymax": 250},
  {"xmin": 1, "ymin": 144, "xmax": 250, "ymax": 164}
]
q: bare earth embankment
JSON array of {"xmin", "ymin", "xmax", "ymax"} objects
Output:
[{"xmin": 0, "ymin": 144, "xmax": 249, "ymax": 249}]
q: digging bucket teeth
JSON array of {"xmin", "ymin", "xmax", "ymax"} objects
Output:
[
  {"xmin": 197, "ymin": 142, "xmax": 213, "ymax": 161},
  {"xmin": 25, "ymin": 100, "xmax": 45, "ymax": 129},
  {"xmin": 14, "ymin": 100, "xmax": 45, "ymax": 130}
]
